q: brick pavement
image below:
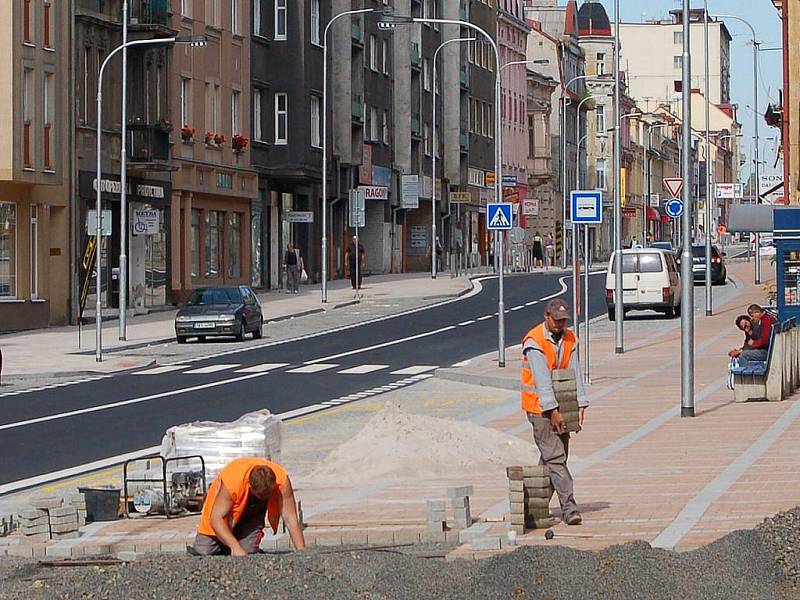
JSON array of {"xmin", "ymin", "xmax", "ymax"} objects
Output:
[{"xmin": 5, "ymin": 258, "xmax": 798, "ymax": 561}]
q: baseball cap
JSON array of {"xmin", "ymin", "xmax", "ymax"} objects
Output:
[{"xmin": 545, "ymin": 299, "xmax": 570, "ymax": 321}]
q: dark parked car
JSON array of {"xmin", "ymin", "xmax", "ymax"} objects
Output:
[
  {"xmin": 650, "ymin": 241, "xmax": 675, "ymax": 254},
  {"xmin": 676, "ymin": 244, "xmax": 727, "ymax": 285},
  {"xmin": 175, "ymin": 286, "xmax": 263, "ymax": 343}
]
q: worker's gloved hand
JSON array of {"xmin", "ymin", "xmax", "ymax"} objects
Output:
[
  {"xmin": 550, "ymin": 409, "xmax": 566, "ymax": 434},
  {"xmin": 230, "ymin": 546, "xmax": 248, "ymax": 557}
]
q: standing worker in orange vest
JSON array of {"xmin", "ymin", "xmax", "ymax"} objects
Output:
[
  {"xmin": 521, "ymin": 299, "xmax": 589, "ymax": 525},
  {"xmin": 192, "ymin": 457, "xmax": 306, "ymax": 556}
]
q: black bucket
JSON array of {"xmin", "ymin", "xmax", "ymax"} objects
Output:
[{"xmin": 78, "ymin": 486, "xmax": 121, "ymax": 522}]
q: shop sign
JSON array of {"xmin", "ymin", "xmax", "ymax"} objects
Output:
[
  {"xmin": 359, "ymin": 145, "xmax": 373, "ymax": 185},
  {"xmin": 358, "ymin": 186, "xmax": 389, "ymax": 201},
  {"xmin": 372, "ymin": 165, "xmax": 392, "ymax": 188},
  {"xmin": 449, "ymin": 191, "xmax": 471, "ymax": 203},
  {"xmin": 285, "ymin": 211, "xmax": 314, "ymax": 223},
  {"xmin": 133, "ymin": 209, "xmax": 160, "ymax": 235},
  {"xmin": 523, "ymin": 198, "xmax": 539, "ymax": 216},
  {"xmin": 622, "ymin": 207, "xmax": 637, "ymax": 219},
  {"xmin": 401, "ymin": 174, "xmax": 419, "ymax": 209}
]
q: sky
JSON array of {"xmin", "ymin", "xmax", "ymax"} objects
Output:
[{"xmin": 596, "ymin": 0, "xmax": 783, "ymax": 179}]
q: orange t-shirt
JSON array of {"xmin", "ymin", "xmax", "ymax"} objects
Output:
[{"xmin": 197, "ymin": 457, "xmax": 288, "ymax": 537}]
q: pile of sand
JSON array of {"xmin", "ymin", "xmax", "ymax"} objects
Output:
[{"xmin": 308, "ymin": 402, "xmax": 537, "ymax": 484}]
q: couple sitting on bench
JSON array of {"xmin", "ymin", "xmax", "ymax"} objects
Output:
[{"xmin": 728, "ymin": 304, "xmax": 775, "ymax": 367}]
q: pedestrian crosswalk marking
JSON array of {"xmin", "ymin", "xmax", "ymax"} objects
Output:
[
  {"xmin": 183, "ymin": 364, "xmax": 241, "ymax": 374},
  {"xmin": 338, "ymin": 365, "xmax": 389, "ymax": 375},
  {"xmin": 133, "ymin": 365, "xmax": 188, "ymax": 376},
  {"xmin": 287, "ymin": 363, "xmax": 339, "ymax": 374},
  {"xmin": 391, "ymin": 366, "xmax": 438, "ymax": 375},
  {"xmin": 235, "ymin": 363, "xmax": 290, "ymax": 373}
]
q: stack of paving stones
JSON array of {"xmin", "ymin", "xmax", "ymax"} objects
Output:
[
  {"xmin": 507, "ymin": 466, "xmax": 553, "ymax": 534},
  {"xmin": 448, "ymin": 486, "xmax": 473, "ymax": 530},
  {"xmin": 64, "ymin": 492, "xmax": 88, "ymax": 527},
  {"xmin": 552, "ymin": 368, "xmax": 581, "ymax": 433},
  {"xmin": 18, "ymin": 495, "xmax": 83, "ymax": 542},
  {"xmin": 426, "ymin": 500, "xmax": 447, "ymax": 532}
]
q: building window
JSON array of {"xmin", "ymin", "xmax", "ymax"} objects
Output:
[
  {"xmin": 0, "ymin": 203, "xmax": 16, "ymax": 297},
  {"xmin": 311, "ymin": 0, "xmax": 320, "ymax": 45},
  {"xmin": 369, "ymin": 106, "xmax": 378, "ymax": 142},
  {"xmin": 30, "ymin": 204, "xmax": 38, "ymax": 299},
  {"xmin": 674, "ymin": 31, "xmax": 683, "ymax": 45},
  {"xmin": 673, "ymin": 55, "xmax": 682, "ymax": 70},
  {"xmin": 190, "ymin": 208, "xmax": 200, "ymax": 278},
  {"xmin": 82, "ymin": 48, "xmax": 91, "ymax": 123},
  {"xmin": 253, "ymin": 89, "xmax": 263, "ymax": 141},
  {"xmin": 23, "ymin": 68, "xmax": 33, "ymax": 169},
  {"xmin": 227, "ymin": 213, "xmax": 241, "ymax": 279},
  {"xmin": 596, "ymin": 158, "xmax": 606, "ymax": 189},
  {"xmin": 180, "ymin": 77, "xmax": 190, "ymax": 127},
  {"xmin": 253, "ymin": 0, "xmax": 262, "ymax": 36},
  {"xmin": 231, "ymin": 89, "xmax": 240, "ymax": 135},
  {"xmin": 205, "ymin": 210, "xmax": 222, "ymax": 278},
  {"xmin": 423, "ymin": 58, "xmax": 431, "ymax": 91},
  {"xmin": 231, "ymin": 0, "xmax": 239, "ymax": 34},
  {"xmin": 275, "ymin": 0, "xmax": 287, "ymax": 40},
  {"xmin": 424, "ymin": 123, "xmax": 431, "ymax": 156},
  {"xmin": 382, "ymin": 39, "xmax": 389, "ymax": 74},
  {"xmin": 274, "ymin": 92, "xmax": 287, "ymax": 144},
  {"xmin": 23, "ymin": 0, "xmax": 32, "ymax": 44},
  {"xmin": 181, "ymin": 0, "xmax": 191, "ymax": 17},
  {"xmin": 382, "ymin": 110, "xmax": 389, "ymax": 144},
  {"xmin": 311, "ymin": 95, "xmax": 321, "ymax": 148},
  {"xmin": 43, "ymin": 72, "xmax": 53, "ymax": 170},
  {"xmin": 369, "ymin": 35, "xmax": 378, "ymax": 71},
  {"xmin": 596, "ymin": 52, "xmax": 604, "ymax": 75},
  {"xmin": 44, "ymin": 1, "xmax": 52, "ymax": 49},
  {"xmin": 595, "ymin": 104, "xmax": 605, "ymax": 136}
]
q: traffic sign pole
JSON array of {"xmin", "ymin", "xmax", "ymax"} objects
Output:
[{"xmin": 487, "ymin": 203, "xmax": 513, "ymax": 368}]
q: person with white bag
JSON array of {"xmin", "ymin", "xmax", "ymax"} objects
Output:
[{"xmin": 283, "ymin": 242, "xmax": 305, "ymax": 294}]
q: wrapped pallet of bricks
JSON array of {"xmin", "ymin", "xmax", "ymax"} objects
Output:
[
  {"xmin": 552, "ymin": 369, "xmax": 581, "ymax": 433},
  {"xmin": 507, "ymin": 466, "xmax": 553, "ymax": 534}
]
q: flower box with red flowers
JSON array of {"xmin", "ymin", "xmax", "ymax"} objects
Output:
[
  {"xmin": 180, "ymin": 125, "xmax": 196, "ymax": 142},
  {"xmin": 213, "ymin": 133, "xmax": 226, "ymax": 146},
  {"xmin": 157, "ymin": 116, "xmax": 174, "ymax": 132},
  {"xmin": 232, "ymin": 135, "xmax": 249, "ymax": 152}
]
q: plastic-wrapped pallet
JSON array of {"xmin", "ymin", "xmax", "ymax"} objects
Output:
[{"xmin": 160, "ymin": 409, "xmax": 282, "ymax": 482}]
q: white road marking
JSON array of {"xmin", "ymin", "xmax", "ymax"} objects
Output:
[
  {"xmin": 338, "ymin": 365, "xmax": 389, "ymax": 375},
  {"xmin": 451, "ymin": 359, "xmax": 472, "ymax": 368},
  {"xmin": 183, "ymin": 364, "xmax": 240, "ymax": 374},
  {"xmin": 391, "ymin": 365, "xmax": 438, "ymax": 375},
  {"xmin": 277, "ymin": 404, "xmax": 331, "ymax": 420},
  {"xmin": 458, "ymin": 320, "xmax": 475, "ymax": 326},
  {"xmin": 0, "ymin": 372, "xmax": 270, "ymax": 433},
  {"xmin": 286, "ymin": 363, "xmax": 339, "ymax": 374},
  {"xmin": 133, "ymin": 365, "xmax": 188, "ymax": 376},
  {"xmin": 477, "ymin": 315, "xmax": 493, "ymax": 321},
  {"xmin": 525, "ymin": 301, "xmax": 538, "ymax": 306},
  {"xmin": 511, "ymin": 305, "xmax": 524, "ymax": 311},
  {"xmin": 234, "ymin": 363, "xmax": 290, "ymax": 373}
]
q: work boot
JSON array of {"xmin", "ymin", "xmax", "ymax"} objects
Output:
[{"xmin": 565, "ymin": 512, "xmax": 582, "ymax": 526}]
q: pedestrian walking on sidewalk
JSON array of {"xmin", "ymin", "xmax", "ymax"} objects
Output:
[
  {"xmin": 346, "ymin": 235, "xmax": 366, "ymax": 290},
  {"xmin": 284, "ymin": 243, "xmax": 304, "ymax": 294},
  {"xmin": 533, "ymin": 232, "xmax": 544, "ymax": 268},
  {"xmin": 521, "ymin": 299, "xmax": 589, "ymax": 526},
  {"xmin": 192, "ymin": 457, "xmax": 305, "ymax": 556},
  {"xmin": 545, "ymin": 233, "xmax": 555, "ymax": 269}
]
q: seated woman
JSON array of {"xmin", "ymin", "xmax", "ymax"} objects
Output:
[{"xmin": 728, "ymin": 315, "xmax": 753, "ymax": 361}]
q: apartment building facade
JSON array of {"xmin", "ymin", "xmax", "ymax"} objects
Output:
[{"xmin": 0, "ymin": 0, "xmax": 70, "ymax": 332}]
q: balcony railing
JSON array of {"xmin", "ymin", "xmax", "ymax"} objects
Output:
[
  {"xmin": 411, "ymin": 112, "xmax": 422, "ymax": 137},
  {"xmin": 410, "ymin": 42, "xmax": 421, "ymax": 68},
  {"xmin": 127, "ymin": 123, "xmax": 170, "ymax": 163},
  {"xmin": 129, "ymin": 0, "xmax": 169, "ymax": 26},
  {"xmin": 352, "ymin": 96, "xmax": 364, "ymax": 122}
]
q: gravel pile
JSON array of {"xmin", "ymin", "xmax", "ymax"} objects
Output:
[{"xmin": 1, "ymin": 509, "xmax": 799, "ymax": 599}]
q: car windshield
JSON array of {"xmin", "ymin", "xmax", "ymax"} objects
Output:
[{"xmin": 185, "ymin": 288, "xmax": 241, "ymax": 306}]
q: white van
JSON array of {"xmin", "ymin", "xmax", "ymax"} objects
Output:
[{"xmin": 605, "ymin": 248, "xmax": 681, "ymax": 320}]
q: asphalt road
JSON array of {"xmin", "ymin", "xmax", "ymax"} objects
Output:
[{"xmin": 0, "ymin": 270, "xmax": 609, "ymax": 488}]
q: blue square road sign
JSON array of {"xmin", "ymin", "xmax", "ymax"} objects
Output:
[
  {"xmin": 487, "ymin": 203, "xmax": 513, "ymax": 231},
  {"xmin": 570, "ymin": 190, "xmax": 603, "ymax": 224}
]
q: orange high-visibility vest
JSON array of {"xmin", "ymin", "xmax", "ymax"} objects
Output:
[
  {"xmin": 521, "ymin": 323, "xmax": 577, "ymax": 415},
  {"xmin": 197, "ymin": 457, "xmax": 288, "ymax": 537}
]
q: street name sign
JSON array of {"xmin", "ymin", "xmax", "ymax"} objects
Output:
[
  {"xmin": 87, "ymin": 210, "xmax": 112, "ymax": 237},
  {"xmin": 285, "ymin": 211, "xmax": 314, "ymax": 223}
]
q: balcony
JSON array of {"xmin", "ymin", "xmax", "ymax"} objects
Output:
[
  {"xmin": 127, "ymin": 123, "xmax": 171, "ymax": 169},
  {"xmin": 352, "ymin": 19, "xmax": 364, "ymax": 45},
  {"xmin": 460, "ymin": 65, "xmax": 469, "ymax": 89},
  {"xmin": 460, "ymin": 130, "xmax": 469, "ymax": 151},
  {"xmin": 410, "ymin": 42, "xmax": 421, "ymax": 69},
  {"xmin": 352, "ymin": 96, "xmax": 364, "ymax": 123},
  {"xmin": 411, "ymin": 112, "xmax": 422, "ymax": 138},
  {"xmin": 129, "ymin": 0, "xmax": 169, "ymax": 26}
]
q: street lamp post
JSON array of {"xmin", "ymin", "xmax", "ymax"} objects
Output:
[
  {"xmin": 703, "ymin": 0, "xmax": 713, "ymax": 316},
  {"xmin": 322, "ymin": 8, "xmax": 375, "ymax": 303},
  {"xmin": 380, "ymin": 14, "xmax": 505, "ymax": 367},
  {"xmin": 94, "ymin": 35, "xmax": 206, "ymax": 362},
  {"xmin": 432, "ymin": 36, "xmax": 476, "ymax": 279},
  {"xmin": 119, "ymin": 0, "xmax": 128, "ymax": 340},
  {"xmin": 613, "ymin": 0, "xmax": 623, "ymax": 353},
  {"xmin": 715, "ymin": 14, "xmax": 761, "ymax": 284},
  {"xmin": 680, "ymin": 0, "xmax": 694, "ymax": 417}
]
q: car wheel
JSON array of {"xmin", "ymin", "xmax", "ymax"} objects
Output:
[
  {"xmin": 176, "ymin": 336, "xmax": 187, "ymax": 344},
  {"xmin": 252, "ymin": 318, "xmax": 263, "ymax": 339},
  {"xmin": 665, "ymin": 306, "xmax": 675, "ymax": 319},
  {"xmin": 608, "ymin": 307, "xmax": 615, "ymax": 321},
  {"xmin": 236, "ymin": 319, "xmax": 246, "ymax": 342}
]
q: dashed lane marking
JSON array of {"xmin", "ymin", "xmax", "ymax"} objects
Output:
[
  {"xmin": 337, "ymin": 365, "xmax": 389, "ymax": 375},
  {"xmin": 390, "ymin": 365, "xmax": 438, "ymax": 375},
  {"xmin": 458, "ymin": 320, "xmax": 475, "ymax": 326},
  {"xmin": 234, "ymin": 363, "xmax": 290, "ymax": 373},
  {"xmin": 286, "ymin": 363, "xmax": 339, "ymax": 374},
  {"xmin": 477, "ymin": 315, "xmax": 493, "ymax": 321},
  {"xmin": 183, "ymin": 364, "xmax": 240, "ymax": 374}
]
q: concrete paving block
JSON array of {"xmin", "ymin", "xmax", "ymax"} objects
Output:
[
  {"xmin": 522, "ymin": 466, "xmax": 548, "ymax": 478},
  {"xmin": 446, "ymin": 486, "xmax": 473, "ymax": 499},
  {"xmin": 31, "ymin": 497, "xmax": 62, "ymax": 510},
  {"xmin": 426, "ymin": 520, "xmax": 446, "ymax": 532},
  {"xmin": 471, "ymin": 537, "xmax": 501, "ymax": 551},
  {"xmin": 394, "ymin": 532, "xmax": 422, "ymax": 545},
  {"xmin": 51, "ymin": 531, "xmax": 79, "ymax": 540},
  {"xmin": 526, "ymin": 486, "xmax": 553, "ymax": 499},
  {"xmin": 426, "ymin": 500, "xmax": 446, "ymax": 512},
  {"xmin": 510, "ymin": 514, "xmax": 525, "ymax": 526},
  {"xmin": 50, "ymin": 522, "xmax": 79, "ymax": 534},
  {"xmin": 420, "ymin": 530, "xmax": 446, "ymax": 544},
  {"xmin": 366, "ymin": 532, "xmax": 395, "ymax": 546},
  {"xmin": 45, "ymin": 545, "xmax": 74, "ymax": 558},
  {"xmin": 509, "ymin": 491, "xmax": 524, "ymax": 503},
  {"xmin": 160, "ymin": 542, "xmax": 189, "ymax": 554},
  {"xmin": 510, "ymin": 524, "xmax": 525, "ymax": 535},
  {"xmin": 315, "ymin": 534, "xmax": 343, "ymax": 547},
  {"xmin": 524, "ymin": 498, "xmax": 551, "ymax": 509},
  {"xmin": 110, "ymin": 543, "xmax": 137, "ymax": 554},
  {"xmin": 49, "ymin": 506, "xmax": 78, "ymax": 518},
  {"xmin": 23, "ymin": 532, "xmax": 51, "ymax": 542},
  {"xmin": 506, "ymin": 466, "xmax": 524, "ymax": 480},
  {"xmin": 337, "ymin": 532, "xmax": 368, "ymax": 547},
  {"xmin": 133, "ymin": 543, "xmax": 161, "ymax": 554},
  {"xmin": 20, "ymin": 517, "xmax": 48, "ymax": 529},
  {"xmin": 31, "ymin": 545, "xmax": 47, "ymax": 558},
  {"xmin": 19, "ymin": 509, "xmax": 47, "ymax": 520},
  {"xmin": 458, "ymin": 523, "xmax": 492, "ymax": 544},
  {"xmin": 82, "ymin": 545, "xmax": 112, "ymax": 557},
  {"xmin": 21, "ymin": 524, "xmax": 50, "ymax": 535},
  {"xmin": 7, "ymin": 545, "xmax": 34, "ymax": 558},
  {"xmin": 49, "ymin": 515, "xmax": 79, "ymax": 526},
  {"xmin": 508, "ymin": 479, "xmax": 524, "ymax": 492},
  {"xmin": 116, "ymin": 551, "xmax": 141, "ymax": 561},
  {"xmin": 451, "ymin": 496, "xmax": 469, "ymax": 508},
  {"xmin": 551, "ymin": 369, "xmax": 575, "ymax": 382},
  {"xmin": 523, "ymin": 477, "xmax": 551, "ymax": 489}
]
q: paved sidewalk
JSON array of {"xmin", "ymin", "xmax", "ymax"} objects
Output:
[
  {"xmin": 5, "ymin": 258, "xmax": 793, "ymax": 562},
  {"xmin": 0, "ymin": 271, "xmax": 485, "ymax": 378}
]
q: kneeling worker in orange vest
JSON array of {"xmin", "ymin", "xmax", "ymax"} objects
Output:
[
  {"xmin": 521, "ymin": 299, "xmax": 589, "ymax": 526},
  {"xmin": 193, "ymin": 457, "xmax": 306, "ymax": 556}
]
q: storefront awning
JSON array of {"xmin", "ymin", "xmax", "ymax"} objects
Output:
[
  {"xmin": 727, "ymin": 205, "xmax": 774, "ymax": 233},
  {"xmin": 646, "ymin": 207, "xmax": 661, "ymax": 222}
]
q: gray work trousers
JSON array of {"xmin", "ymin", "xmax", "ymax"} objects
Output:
[
  {"xmin": 192, "ymin": 508, "xmax": 267, "ymax": 555},
  {"xmin": 528, "ymin": 412, "xmax": 578, "ymax": 518},
  {"xmin": 286, "ymin": 265, "xmax": 300, "ymax": 293}
]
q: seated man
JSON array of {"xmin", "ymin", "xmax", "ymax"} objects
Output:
[
  {"xmin": 728, "ymin": 315, "xmax": 753, "ymax": 360},
  {"xmin": 193, "ymin": 457, "xmax": 305, "ymax": 556},
  {"xmin": 738, "ymin": 304, "xmax": 775, "ymax": 367}
]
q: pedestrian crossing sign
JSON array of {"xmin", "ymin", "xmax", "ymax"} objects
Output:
[{"xmin": 487, "ymin": 203, "xmax": 513, "ymax": 230}]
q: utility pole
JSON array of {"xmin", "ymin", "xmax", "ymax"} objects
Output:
[
  {"xmin": 680, "ymin": 0, "xmax": 695, "ymax": 417},
  {"xmin": 703, "ymin": 0, "xmax": 713, "ymax": 316},
  {"xmin": 613, "ymin": 0, "xmax": 623, "ymax": 353}
]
